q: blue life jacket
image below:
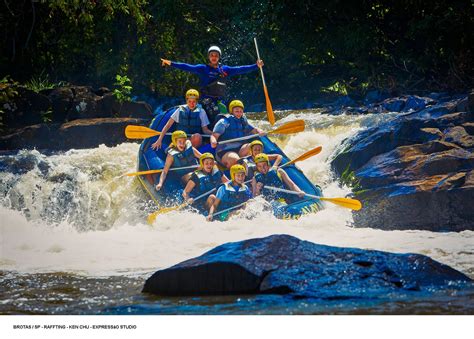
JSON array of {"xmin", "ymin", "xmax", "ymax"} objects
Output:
[
  {"xmin": 193, "ymin": 166, "xmax": 222, "ymax": 196},
  {"xmin": 176, "ymin": 105, "xmax": 203, "ymax": 134},
  {"xmin": 241, "ymin": 157, "xmax": 257, "ymax": 179},
  {"xmin": 220, "ymin": 115, "xmax": 251, "ymax": 141},
  {"xmin": 166, "ymin": 140, "xmax": 197, "ymax": 176},
  {"xmin": 217, "ymin": 182, "xmax": 251, "ymax": 211},
  {"xmin": 255, "ymin": 169, "xmax": 288, "ymax": 201}
]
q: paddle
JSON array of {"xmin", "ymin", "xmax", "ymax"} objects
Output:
[
  {"xmin": 279, "ymin": 146, "xmax": 323, "ymax": 168},
  {"xmin": 219, "ymin": 120, "xmax": 305, "ymax": 145},
  {"xmin": 263, "ymin": 186, "xmax": 362, "ymax": 211},
  {"xmin": 125, "ymin": 164, "xmax": 199, "ymax": 177},
  {"xmin": 147, "ymin": 187, "xmax": 217, "ymax": 224},
  {"xmin": 254, "ymin": 38, "xmax": 275, "ymax": 126},
  {"xmin": 148, "ymin": 179, "xmax": 253, "ymax": 223},
  {"xmin": 125, "ymin": 125, "xmax": 211, "ymax": 140},
  {"xmin": 211, "ymin": 201, "xmax": 247, "ymax": 219}
]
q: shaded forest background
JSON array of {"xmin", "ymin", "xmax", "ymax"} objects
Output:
[{"xmin": 1, "ymin": 0, "xmax": 472, "ymax": 105}]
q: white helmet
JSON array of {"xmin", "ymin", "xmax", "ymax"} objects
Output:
[{"xmin": 208, "ymin": 46, "xmax": 222, "ymax": 56}]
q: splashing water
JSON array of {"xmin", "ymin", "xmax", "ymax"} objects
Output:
[{"xmin": 1, "ymin": 111, "xmax": 473, "ymax": 280}]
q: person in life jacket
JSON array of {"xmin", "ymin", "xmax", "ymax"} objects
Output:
[
  {"xmin": 160, "ymin": 46, "xmax": 264, "ymax": 127},
  {"xmin": 238, "ymin": 140, "xmax": 283, "ymax": 179},
  {"xmin": 151, "ymin": 89, "xmax": 212, "ymax": 150},
  {"xmin": 182, "ymin": 153, "xmax": 229, "ymax": 210},
  {"xmin": 252, "ymin": 153, "xmax": 305, "ymax": 203},
  {"xmin": 155, "ymin": 130, "xmax": 202, "ymax": 191},
  {"xmin": 207, "ymin": 164, "xmax": 252, "ymax": 221},
  {"xmin": 210, "ymin": 100, "xmax": 265, "ymax": 169}
]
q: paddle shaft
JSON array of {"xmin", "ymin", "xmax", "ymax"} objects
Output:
[
  {"xmin": 213, "ymin": 202, "xmax": 247, "ymax": 218},
  {"xmin": 254, "ymin": 38, "xmax": 266, "ymax": 86},
  {"xmin": 263, "ymin": 186, "xmax": 319, "ymax": 199}
]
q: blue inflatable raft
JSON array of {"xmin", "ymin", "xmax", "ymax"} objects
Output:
[{"xmin": 136, "ymin": 107, "xmax": 325, "ymax": 220}]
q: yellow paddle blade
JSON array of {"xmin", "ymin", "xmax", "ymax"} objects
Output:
[
  {"xmin": 147, "ymin": 203, "xmax": 187, "ymax": 224},
  {"xmin": 284, "ymin": 146, "xmax": 322, "ymax": 166},
  {"xmin": 268, "ymin": 120, "xmax": 305, "ymax": 135},
  {"xmin": 125, "ymin": 168, "xmax": 164, "ymax": 177},
  {"xmin": 263, "ymin": 85, "xmax": 275, "ymax": 126},
  {"xmin": 125, "ymin": 125, "xmax": 160, "ymax": 139},
  {"xmin": 320, "ymin": 197, "xmax": 362, "ymax": 211}
]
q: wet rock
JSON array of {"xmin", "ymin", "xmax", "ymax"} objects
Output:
[
  {"xmin": 0, "ymin": 118, "xmax": 149, "ymax": 150},
  {"xmin": 332, "ymin": 95, "xmax": 473, "ymax": 232},
  {"xmin": 143, "ymin": 235, "xmax": 471, "ymax": 297}
]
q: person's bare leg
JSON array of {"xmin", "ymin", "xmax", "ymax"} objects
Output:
[
  {"xmin": 205, "ymin": 195, "xmax": 216, "ymax": 209},
  {"xmin": 239, "ymin": 143, "xmax": 251, "ymax": 157},
  {"xmin": 221, "ymin": 152, "xmax": 240, "ymax": 169}
]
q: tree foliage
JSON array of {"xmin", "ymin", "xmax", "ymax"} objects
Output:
[{"xmin": 0, "ymin": 0, "xmax": 472, "ymax": 104}]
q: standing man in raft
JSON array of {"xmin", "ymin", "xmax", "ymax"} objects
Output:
[{"xmin": 160, "ymin": 46, "xmax": 264, "ymax": 126}]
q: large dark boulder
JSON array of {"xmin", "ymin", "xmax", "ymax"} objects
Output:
[
  {"xmin": 0, "ymin": 117, "xmax": 148, "ymax": 150},
  {"xmin": 3, "ymin": 88, "xmax": 52, "ymax": 129},
  {"xmin": 331, "ymin": 96, "xmax": 474, "ymax": 232},
  {"xmin": 142, "ymin": 235, "xmax": 471, "ymax": 298}
]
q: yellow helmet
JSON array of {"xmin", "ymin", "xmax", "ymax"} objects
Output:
[
  {"xmin": 171, "ymin": 130, "xmax": 187, "ymax": 146},
  {"xmin": 254, "ymin": 153, "xmax": 270, "ymax": 165},
  {"xmin": 250, "ymin": 140, "xmax": 263, "ymax": 151},
  {"xmin": 199, "ymin": 152, "xmax": 215, "ymax": 168},
  {"xmin": 185, "ymin": 89, "xmax": 200, "ymax": 100},
  {"xmin": 228, "ymin": 100, "xmax": 244, "ymax": 113},
  {"xmin": 230, "ymin": 164, "xmax": 246, "ymax": 181}
]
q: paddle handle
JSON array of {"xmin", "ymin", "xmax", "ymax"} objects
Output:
[{"xmin": 254, "ymin": 38, "xmax": 266, "ymax": 86}]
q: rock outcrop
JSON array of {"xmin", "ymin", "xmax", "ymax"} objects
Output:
[
  {"xmin": 332, "ymin": 95, "xmax": 474, "ymax": 231},
  {"xmin": 143, "ymin": 235, "xmax": 471, "ymax": 298},
  {"xmin": 0, "ymin": 117, "xmax": 148, "ymax": 150}
]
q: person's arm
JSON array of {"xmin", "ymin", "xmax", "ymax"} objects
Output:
[
  {"xmin": 151, "ymin": 118, "xmax": 175, "ymax": 150},
  {"xmin": 222, "ymin": 63, "xmax": 261, "ymax": 77},
  {"xmin": 155, "ymin": 154, "xmax": 174, "ymax": 191},
  {"xmin": 202, "ymin": 125, "xmax": 212, "ymax": 135},
  {"xmin": 269, "ymin": 154, "xmax": 283, "ymax": 168},
  {"xmin": 221, "ymin": 173, "xmax": 229, "ymax": 183},
  {"xmin": 251, "ymin": 177, "xmax": 258, "ymax": 196},
  {"xmin": 279, "ymin": 169, "xmax": 305, "ymax": 197},
  {"xmin": 182, "ymin": 180, "xmax": 196, "ymax": 203},
  {"xmin": 210, "ymin": 132, "xmax": 220, "ymax": 148},
  {"xmin": 250, "ymin": 126, "xmax": 265, "ymax": 136},
  {"xmin": 168, "ymin": 61, "xmax": 207, "ymax": 75},
  {"xmin": 192, "ymin": 147, "xmax": 202, "ymax": 158}
]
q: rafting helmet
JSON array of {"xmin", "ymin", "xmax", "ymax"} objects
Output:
[
  {"xmin": 185, "ymin": 88, "xmax": 199, "ymax": 100},
  {"xmin": 230, "ymin": 164, "xmax": 246, "ymax": 181},
  {"xmin": 199, "ymin": 152, "xmax": 215, "ymax": 168},
  {"xmin": 254, "ymin": 153, "xmax": 270, "ymax": 165},
  {"xmin": 229, "ymin": 100, "xmax": 244, "ymax": 113},
  {"xmin": 208, "ymin": 45, "xmax": 222, "ymax": 56},
  {"xmin": 250, "ymin": 140, "xmax": 264, "ymax": 151},
  {"xmin": 171, "ymin": 130, "xmax": 187, "ymax": 146}
]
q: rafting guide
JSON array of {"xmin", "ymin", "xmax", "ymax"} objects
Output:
[{"xmin": 161, "ymin": 45, "xmax": 264, "ymax": 126}]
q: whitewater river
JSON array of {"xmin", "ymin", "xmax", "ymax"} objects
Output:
[{"xmin": 1, "ymin": 110, "xmax": 473, "ymax": 314}]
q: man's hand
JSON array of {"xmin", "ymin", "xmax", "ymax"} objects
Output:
[
  {"xmin": 256, "ymin": 59, "xmax": 264, "ymax": 68},
  {"xmin": 161, "ymin": 58, "xmax": 171, "ymax": 66}
]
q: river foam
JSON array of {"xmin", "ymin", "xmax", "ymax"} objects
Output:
[{"xmin": 1, "ymin": 111, "xmax": 473, "ymax": 277}]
